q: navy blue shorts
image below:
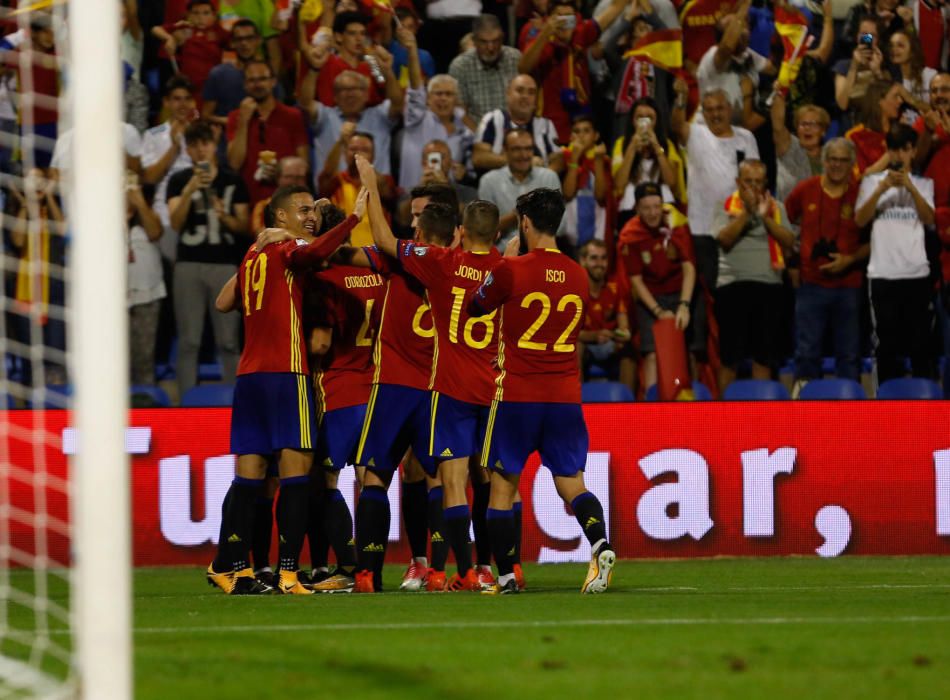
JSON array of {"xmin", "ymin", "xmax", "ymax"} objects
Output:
[
  {"xmin": 230, "ymin": 373, "xmax": 316, "ymax": 456},
  {"xmin": 316, "ymin": 403, "xmax": 367, "ymax": 472},
  {"xmin": 430, "ymin": 392, "xmax": 490, "ymax": 462},
  {"xmin": 480, "ymin": 401, "xmax": 589, "ymax": 477},
  {"xmin": 355, "ymin": 384, "xmax": 436, "ymax": 477}
]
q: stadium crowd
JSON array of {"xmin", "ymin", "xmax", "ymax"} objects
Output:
[{"xmin": 2, "ymin": 0, "xmax": 950, "ymax": 403}]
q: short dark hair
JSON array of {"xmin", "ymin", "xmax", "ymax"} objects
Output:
[
  {"xmin": 417, "ymin": 202, "xmax": 457, "ymax": 246},
  {"xmin": 462, "ymin": 200, "xmax": 499, "ymax": 244},
  {"xmin": 269, "ymin": 185, "xmax": 313, "ymax": 222},
  {"xmin": 472, "ymin": 14, "xmax": 501, "ymax": 35},
  {"xmin": 333, "ymin": 11, "xmax": 368, "ymax": 35},
  {"xmin": 243, "ymin": 59, "xmax": 273, "ymax": 77},
  {"xmin": 317, "ymin": 202, "xmax": 347, "ymax": 235},
  {"xmin": 886, "ymin": 122, "xmax": 918, "ymax": 151},
  {"xmin": 515, "ymin": 188, "xmax": 565, "ymax": 236},
  {"xmin": 164, "ymin": 74, "xmax": 193, "ymax": 98},
  {"xmin": 231, "ymin": 18, "xmax": 259, "ymax": 35},
  {"xmin": 578, "ymin": 239, "xmax": 607, "ymax": 258},
  {"xmin": 351, "ymin": 131, "xmax": 375, "ymax": 146},
  {"xmin": 570, "ymin": 114, "xmax": 596, "ymax": 129},
  {"xmin": 187, "ymin": 0, "xmax": 215, "ymax": 10},
  {"xmin": 184, "ymin": 120, "xmax": 215, "ymax": 145},
  {"xmin": 409, "ymin": 184, "xmax": 459, "ymax": 212}
]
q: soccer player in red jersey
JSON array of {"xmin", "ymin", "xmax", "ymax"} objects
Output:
[
  {"xmin": 361, "ymin": 153, "xmax": 504, "ymax": 591},
  {"xmin": 207, "ymin": 185, "xmax": 365, "ymax": 595},
  {"xmin": 306, "ymin": 204, "xmax": 387, "ymax": 592},
  {"xmin": 339, "ymin": 168, "xmax": 460, "ymax": 594},
  {"xmin": 470, "ymin": 188, "xmax": 616, "ymax": 594}
]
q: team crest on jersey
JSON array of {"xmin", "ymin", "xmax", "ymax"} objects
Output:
[
  {"xmin": 414, "ymin": 246, "xmax": 428, "ymax": 257},
  {"xmin": 483, "ymin": 272, "xmax": 494, "ymax": 287},
  {"xmin": 641, "ymin": 250, "xmax": 652, "ymax": 265},
  {"xmin": 295, "ymin": 238, "xmax": 307, "ymax": 246},
  {"xmin": 840, "ymin": 204, "xmax": 853, "ymax": 220}
]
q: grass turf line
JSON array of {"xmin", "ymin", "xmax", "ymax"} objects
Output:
[{"xmin": 5, "ymin": 557, "xmax": 950, "ymax": 698}]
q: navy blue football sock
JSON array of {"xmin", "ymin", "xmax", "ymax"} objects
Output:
[
  {"xmin": 212, "ymin": 486, "xmax": 234, "ymax": 572},
  {"xmin": 427, "ymin": 486, "xmax": 448, "ymax": 571},
  {"xmin": 356, "ymin": 485, "xmax": 390, "ymax": 584},
  {"xmin": 221, "ymin": 477, "xmax": 263, "ymax": 572},
  {"xmin": 402, "ymin": 478, "xmax": 428, "ymax": 560},
  {"xmin": 471, "ymin": 480, "xmax": 491, "ymax": 566},
  {"xmin": 512, "ymin": 500, "xmax": 523, "ymax": 564},
  {"xmin": 251, "ymin": 495, "xmax": 274, "ymax": 571},
  {"xmin": 276, "ymin": 476, "xmax": 310, "ymax": 573},
  {"xmin": 486, "ymin": 508, "xmax": 515, "ymax": 577},
  {"xmin": 444, "ymin": 504, "xmax": 472, "ymax": 576},
  {"xmin": 307, "ymin": 484, "xmax": 329, "ymax": 570},
  {"xmin": 324, "ymin": 488, "xmax": 355, "ymax": 568},
  {"xmin": 570, "ymin": 492, "xmax": 608, "ymax": 549}
]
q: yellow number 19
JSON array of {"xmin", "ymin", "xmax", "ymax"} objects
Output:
[{"xmin": 243, "ymin": 253, "xmax": 267, "ymax": 315}]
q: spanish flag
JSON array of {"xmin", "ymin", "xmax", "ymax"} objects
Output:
[
  {"xmin": 723, "ymin": 191, "xmax": 786, "ymax": 271},
  {"xmin": 774, "ymin": 6, "xmax": 810, "ymax": 88},
  {"xmin": 622, "ymin": 29, "xmax": 683, "ymax": 72}
]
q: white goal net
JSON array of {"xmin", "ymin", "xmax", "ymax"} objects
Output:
[{"xmin": 0, "ymin": 1, "xmax": 129, "ymax": 697}]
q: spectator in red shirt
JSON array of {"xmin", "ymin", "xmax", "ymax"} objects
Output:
[
  {"xmin": 226, "ymin": 60, "xmax": 310, "ymax": 209},
  {"xmin": 153, "ymin": 0, "xmax": 230, "ymax": 100},
  {"xmin": 785, "ymin": 138, "xmax": 869, "ymax": 386},
  {"xmin": 518, "ymin": 0, "xmax": 628, "ymax": 142},
  {"xmin": 916, "ymin": 73, "xmax": 950, "ymax": 208},
  {"xmin": 311, "ymin": 12, "xmax": 383, "ymax": 108},
  {"xmin": 577, "ymin": 240, "xmax": 635, "ymax": 391},
  {"xmin": 846, "ymin": 80, "xmax": 904, "ymax": 174},
  {"xmin": 618, "ymin": 183, "xmax": 698, "ymax": 391}
]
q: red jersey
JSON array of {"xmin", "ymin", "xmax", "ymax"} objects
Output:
[
  {"xmin": 163, "ymin": 21, "xmax": 229, "ymax": 95},
  {"xmin": 917, "ymin": 1, "xmax": 948, "ymax": 70},
  {"xmin": 226, "ymin": 102, "xmax": 309, "ymax": 208},
  {"xmin": 784, "ymin": 176, "xmax": 864, "ymax": 289},
  {"xmin": 845, "ymin": 124, "xmax": 886, "ymax": 174},
  {"xmin": 617, "ymin": 208, "xmax": 695, "ymax": 296},
  {"xmin": 312, "ymin": 265, "xmax": 386, "ymax": 412},
  {"xmin": 935, "ymin": 206, "xmax": 950, "ymax": 283},
  {"xmin": 236, "ymin": 214, "xmax": 359, "ymax": 375},
  {"xmin": 365, "ymin": 246, "xmax": 435, "ymax": 390},
  {"xmin": 527, "ymin": 18, "xmax": 600, "ymax": 142},
  {"xmin": 681, "ymin": 0, "xmax": 738, "ymax": 66},
  {"xmin": 924, "ymin": 128, "xmax": 950, "ymax": 209},
  {"xmin": 584, "ymin": 279, "xmax": 626, "ymax": 332},
  {"xmin": 317, "ymin": 54, "xmax": 383, "ymax": 108},
  {"xmin": 396, "ymin": 240, "xmax": 502, "ymax": 406},
  {"xmin": 471, "ymin": 249, "xmax": 588, "ymax": 404}
]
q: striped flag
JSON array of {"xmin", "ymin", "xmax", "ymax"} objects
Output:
[
  {"xmin": 622, "ymin": 28, "xmax": 683, "ymax": 72},
  {"xmin": 774, "ymin": 5, "xmax": 810, "ymax": 88}
]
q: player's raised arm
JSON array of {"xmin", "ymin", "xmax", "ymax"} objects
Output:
[
  {"xmin": 468, "ymin": 260, "xmax": 511, "ymax": 317},
  {"xmin": 215, "ymin": 273, "xmax": 239, "ymax": 313},
  {"xmin": 356, "ymin": 154, "xmax": 398, "ymax": 258}
]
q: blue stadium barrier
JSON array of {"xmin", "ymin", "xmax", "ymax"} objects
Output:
[
  {"xmin": 722, "ymin": 379, "xmax": 790, "ymax": 401},
  {"xmin": 876, "ymin": 378, "xmax": 942, "ymax": 400},
  {"xmin": 798, "ymin": 378, "xmax": 866, "ymax": 400},
  {"xmin": 644, "ymin": 382, "xmax": 713, "ymax": 401},
  {"xmin": 180, "ymin": 384, "xmax": 234, "ymax": 407},
  {"xmin": 582, "ymin": 381, "xmax": 634, "ymax": 403},
  {"xmin": 131, "ymin": 385, "xmax": 171, "ymax": 407}
]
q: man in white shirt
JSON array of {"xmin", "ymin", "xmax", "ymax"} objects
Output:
[
  {"xmin": 141, "ymin": 75, "xmax": 196, "ymax": 261},
  {"xmin": 696, "ymin": 9, "xmax": 772, "ymax": 118},
  {"xmin": 672, "ymin": 84, "xmax": 759, "ymax": 292},
  {"xmin": 856, "ymin": 123, "xmax": 936, "ymax": 384}
]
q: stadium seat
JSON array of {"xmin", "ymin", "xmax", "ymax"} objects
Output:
[
  {"xmin": 582, "ymin": 381, "xmax": 634, "ymax": 403},
  {"xmin": 722, "ymin": 379, "xmax": 790, "ymax": 401},
  {"xmin": 644, "ymin": 382, "xmax": 713, "ymax": 401},
  {"xmin": 130, "ymin": 385, "xmax": 171, "ymax": 407},
  {"xmin": 180, "ymin": 384, "xmax": 234, "ymax": 407},
  {"xmin": 876, "ymin": 378, "xmax": 942, "ymax": 400},
  {"xmin": 797, "ymin": 378, "xmax": 866, "ymax": 400},
  {"xmin": 40, "ymin": 384, "xmax": 72, "ymax": 409}
]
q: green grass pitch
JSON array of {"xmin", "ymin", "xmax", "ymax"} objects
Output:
[{"xmin": 6, "ymin": 557, "xmax": 950, "ymax": 698}]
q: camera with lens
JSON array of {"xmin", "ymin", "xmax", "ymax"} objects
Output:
[{"xmin": 811, "ymin": 237, "xmax": 838, "ymax": 262}]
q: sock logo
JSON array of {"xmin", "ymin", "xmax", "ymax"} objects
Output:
[
  {"xmin": 494, "ymin": 460, "xmax": 503, "ymax": 470},
  {"xmin": 279, "ymin": 535, "xmax": 287, "ymax": 544},
  {"xmin": 347, "ymin": 538, "xmax": 355, "ymax": 546},
  {"xmin": 507, "ymin": 547, "xmax": 516, "ymax": 557},
  {"xmin": 323, "ymin": 457, "xmax": 334, "ymax": 467},
  {"xmin": 440, "ymin": 448, "xmax": 453, "ymax": 457},
  {"xmin": 362, "ymin": 543, "xmax": 385, "ymax": 552},
  {"xmin": 227, "ymin": 534, "xmax": 241, "ymax": 543},
  {"xmin": 431, "ymin": 531, "xmax": 444, "ymax": 543},
  {"xmin": 585, "ymin": 517, "xmax": 601, "ymax": 530}
]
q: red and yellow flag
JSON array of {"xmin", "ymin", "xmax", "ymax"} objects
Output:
[
  {"xmin": 622, "ymin": 29, "xmax": 683, "ymax": 72},
  {"xmin": 774, "ymin": 6, "xmax": 810, "ymax": 88}
]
